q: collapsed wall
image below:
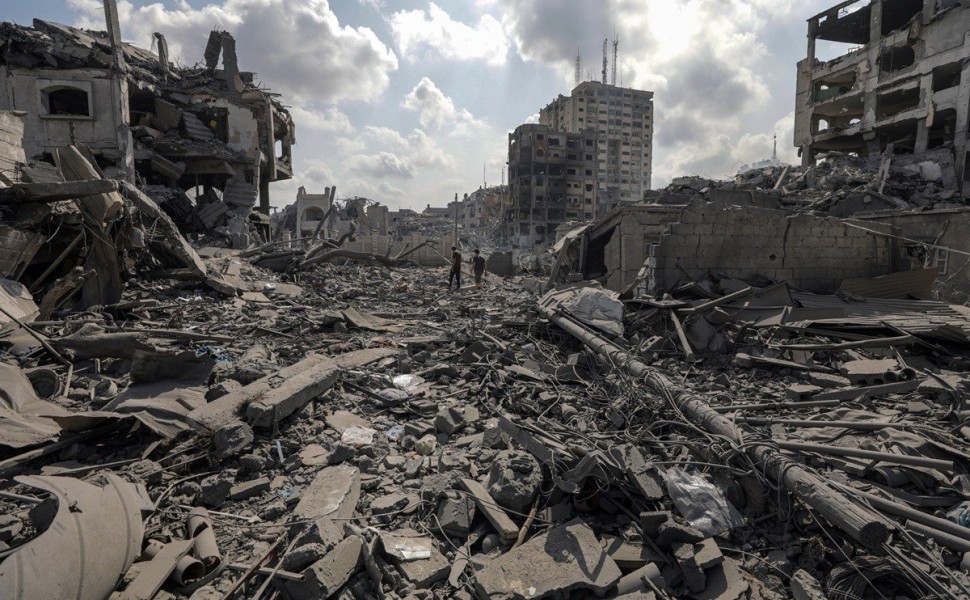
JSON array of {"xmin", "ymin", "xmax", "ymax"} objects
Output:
[{"xmin": 646, "ymin": 200, "xmax": 897, "ymax": 294}]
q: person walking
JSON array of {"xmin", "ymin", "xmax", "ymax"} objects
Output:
[
  {"xmin": 471, "ymin": 249, "xmax": 487, "ymax": 290},
  {"xmin": 448, "ymin": 246, "xmax": 462, "ymax": 290}
]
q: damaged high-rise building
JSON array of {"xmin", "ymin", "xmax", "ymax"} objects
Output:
[
  {"xmin": 0, "ymin": 9, "xmax": 296, "ymax": 248},
  {"xmin": 795, "ymin": 0, "xmax": 970, "ymax": 188},
  {"xmin": 540, "ymin": 81, "xmax": 654, "ymax": 214},
  {"xmin": 507, "ymin": 124, "xmax": 598, "ymax": 247}
]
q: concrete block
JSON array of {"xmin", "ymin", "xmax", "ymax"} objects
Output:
[
  {"xmin": 791, "ymin": 569, "xmax": 827, "ymax": 600},
  {"xmin": 294, "ymin": 465, "xmax": 361, "ymax": 521},
  {"xmin": 474, "ymin": 519, "xmax": 622, "ymax": 599},
  {"xmin": 673, "ymin": 542, "xmax": 706, "ymax": 593},
  {"xmin": 281, "ymin": 536, "xmax": 362, "ymax": 600},
  {"xmin": 640, "ymin": 511, "xmax": 671, "ymax": 538},
  {"xmin": 228, "ymin": 476, "xmax": 269, "ymax": 501}
]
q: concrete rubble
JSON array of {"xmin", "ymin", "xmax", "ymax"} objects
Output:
[{"xmin": 3, "ymin": 3, "xmax": 970, "ymax": 600}]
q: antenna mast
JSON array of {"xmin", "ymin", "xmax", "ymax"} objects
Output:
[
  {"xmin": 575, "ymin": 47, "xmax": 581, "ymax": 86},
  {"xmin": 601, "ymin": 38, "xmax": 607, "ymax": 84},
  {"xmin": 611, "ymin": 36, "xmax": 618, "ymax": 85}
]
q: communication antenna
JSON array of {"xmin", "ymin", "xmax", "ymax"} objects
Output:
[
  {"xmin": 601, "ymin": 38, "xmax": 607, "ymax": 84},
  {"xmin": 575, "ymin": 47, "xmax": 582, "ymax": 86},
  {"xmin": 611, "ymin": 35, "xmax": 618, "ymax": 86}
]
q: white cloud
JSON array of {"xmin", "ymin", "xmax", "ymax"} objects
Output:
[
  {"xmin": 345, "ymin": 152, "xmax": 415, "ymax": 179},
  {"xmin": 68, "ymin": 0, "xmax": 398, "ymax": 103},
  {"xmin": 403, "ymin": 77, "xmax": 486, "ymax": 135},
  {"xmin": 289, "ymin": 105, "xmax": 355, "ymax": 135},
  {"xmin": 389, "ymin": 2, "xmax": 509, "ymax": 66}
]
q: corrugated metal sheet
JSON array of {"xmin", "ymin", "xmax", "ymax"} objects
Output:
[
  {"xmin": 222, "ymin": 178, "xmax": 257, "ymax": 208},
  {"xmin": 791, "ymin": 291, "xmax": 970, "ymax": 344},
  {"xmin": 181, "ymin": 111, "xmax": 215, "ymax": 141},
  {"xmin": 839, "ymin": 268, "xmax": 940, "ymax": 300}
]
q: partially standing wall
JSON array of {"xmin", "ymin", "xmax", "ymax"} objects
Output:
[{"xmin": 646, "ymin": 200, "xmax": 897, "ymax": 294}]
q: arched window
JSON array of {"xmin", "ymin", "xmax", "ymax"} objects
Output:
[
  {"xmin": 302, "ymin": 206, "xmax": 325, "ymax": 221},
  {"xmin": 41, "ymin": 86, "xmax": 91, "ymax": 117}
]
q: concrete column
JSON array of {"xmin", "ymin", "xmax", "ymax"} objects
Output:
[
  {"xmin": 915, "ymin": 73, "xmax": 934, "ymax": 153},
  {"xmin": 102, "ymin": 0, "xmax": 126, "ymax": 70},
  {"xmin": 953, "ymin": 62, "xmax": 970, "ymax": 187},
  {"xmin": 259, "ymin": 176, "xmax": 270, "ymax": 215}
]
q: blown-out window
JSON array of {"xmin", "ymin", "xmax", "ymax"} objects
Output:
[{"xmin": 41, "ymin": 86, "xmax": 91, "ymax": 117}]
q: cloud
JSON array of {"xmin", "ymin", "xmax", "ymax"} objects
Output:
[
  {"xmin": 289, "ymin": 105, "xmax": 355, "ymax": 135},
  {"xmin": 389, "ymin": 2, "xmax": 509, "ymax": 66},
  {"xmin": 491, "ymin": 0, "xmax": 807, "ymax": 185},
  {"xmin": 403, "ymin": 77, "xmax": 486, "ymax": 134},
  {"xmin": 345, "ymin": 178, "xmax": 406, "ymax": 201},
  {"xmin": 345, "ymin": 152, "xmax": 415, "ymax": 179},
  {"xmin": 68, "ymin": 0, "xmax": 398, "ymax": 103}
]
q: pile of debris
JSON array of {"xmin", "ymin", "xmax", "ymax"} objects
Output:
[
  {"xmin": 2, "ymin": 211, "xmax": 970, "ymax": 599},
  {"xmin": 656, "ymin": 148, "xmax": 966, "ymax": 217}
]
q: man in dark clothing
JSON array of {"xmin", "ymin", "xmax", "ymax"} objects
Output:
[
  {"xmin": 472, "ymin": 249, "xmax": 487, "ymax": 289},
  {"xmin": 448, "ymin": 246, "xmax": 462, "ymax": 289}
]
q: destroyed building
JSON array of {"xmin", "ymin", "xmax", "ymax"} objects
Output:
[
  {"xmin": 0, "ymin": 15, "xmax": 296, "ymax": 248},
  {"xmin": 507, "ymin": 123, "xmax": 598, "ymax": 248},
  {"xmin": 795, "ymin": 0, "xmax": 970, "ymax": 189},
  {"xmin": 541, "ymin": 80, "xmax": 655, "ymax": 212}
]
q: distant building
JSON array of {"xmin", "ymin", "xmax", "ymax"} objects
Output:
[
  {"xmin": 295, "ymin": 186, "xmax": 334, "ymax": 237},
  {"xmin": 457, "ymin": 185, "xmax": 507, "ymax": 232},
  {"xmin": 540, "ymin": 81, "xmax": 654, "ymax": 214},
  {"xmin": 507, "ymin": 123, "xmax": 598, "ymax": 247}
]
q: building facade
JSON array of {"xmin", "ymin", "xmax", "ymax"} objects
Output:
[
  {"xmin": 540, "ymin": 81, "xmax": 654, "ymax": 213},
  {"xmin": 794, "ymin": 0, "xmax": 970, "ymax": 189},
  {"xmin": 507, "ymin": 124, "xmax": 598, "ymax": 247}
]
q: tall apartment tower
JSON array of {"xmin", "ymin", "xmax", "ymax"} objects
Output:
[{"xmin": 540, "ymin": 81, "xmax": 654, "ymax": 215}]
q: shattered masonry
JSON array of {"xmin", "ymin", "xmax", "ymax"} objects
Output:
[{"xmin": 4, "ymin": 2, "xmax": 970, "ymax": 600}]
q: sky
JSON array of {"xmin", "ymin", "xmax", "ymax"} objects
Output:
[{"xmin": 7, "ymin": 0, "xmax": 854, "ymax": 210}]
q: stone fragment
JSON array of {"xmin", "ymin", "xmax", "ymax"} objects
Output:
[
  {"xmin": 281, "ymin": 543, "xmax": 330, "ymax": 572},
  {"xmin": 380, "ymin": 530, "xmax": 449, "ymax": 589},
  {"xmin": 205, "ymin": 379, "xmax": 242, "ymax": 402},
  {"xmin": 229, "ymin": 476, "xmax": 270, "ymax": 501},
  {"xmin": 657, "ymin": 521, "xmax": 705, "ymax": 549},
  {"xmin": 473, "ymin": 519, "xmax": 622, "ymax": 599},
  {"xmin": 689, "ymin": 557, "xmax": 748, "ymax": 600},
  {"xmin": 414, "ymin": 434, "xmax": 437, "ymax": 456},
  {"xmin": 328, "ymin": 443, "xmax": 356, "ymax": 465},
  {"xmin": 459, "ymin": 478, "xmax": 518, "ymax": 544},
  {"xmin": 294, "ymin": 466, "xmax": 361, "ymax": 522},
  {"xmin": 198, "ymin": 471, "xmax": 235, "ymax": 507},
  {"xmin": 693, "ymin": 538, "xmax": 724, "ymax": 570},
  {"xmin": 300, "ymin": 444, "xmax": 329, "ymax": 466},
  {"xmin": 436, "ymin": 495, "xmax": 475, "ymax": 536},
  {"xmin": 434, "ymin": 406, "xmax": 465, "ymax": 435},
  {"xmin": 674, "ymin": 543, "xmax": 707, "ymax": 593},
  {"xmin": 211, "ymin": 421, "xmax": 253, "ymax": 459},
  {"xmin": 790, "ymin": 569, "xmax": 827, "ymax": 600},
  {"xmin": 281, "ymin": 536, "xmax": 363, "ymax": 600},
  {"xmin": 482, "ymin": 427, "xmax": 510, "ymax": 449},
  {"xmin": 787, "ymin": 384, "xmax": 821, "ymax": 401},
  {"xmin": 486, "ymin": 449, "xmax": 541, "ymax": 513},
  {"xmin": 615, "ymin": 562, "xmax": 667, "ymax": 596},
  {"xmin": 640, "ymin": 511, "xmax": 671, "ymax": 538},
  {"xmin": 370, "ymin": 492, "xmax": 409, "ymax": 516}
]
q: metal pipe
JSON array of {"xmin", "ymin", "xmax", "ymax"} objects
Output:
[
  {"xmin": 774, "ymin": 441, "xmax": 953, "ymax": 472},
  {"xmin": 538, "ymin": 300, "xmax": 890, "ymax": 550}
]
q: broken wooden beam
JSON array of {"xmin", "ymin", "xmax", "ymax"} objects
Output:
[
  {"xmin": 813, "ymin": 379, "xmax": 921, "ymax": 401},
  {"xmin": 678, "ymin": 287, "xmax": 753, "ymax": 316},
  {"xmin": 668, "ymin": 311, "xmax": 695, "ymax": 362}
]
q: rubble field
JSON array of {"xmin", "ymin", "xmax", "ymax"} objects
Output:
[{"xmin": 3, "ymin": 162, "xmax": 970, "ymax": 600}]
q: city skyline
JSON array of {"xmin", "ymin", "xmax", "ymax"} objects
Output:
[{"xmin": 8, "ymin": 0, "xmax": 843, "ymax": 210}]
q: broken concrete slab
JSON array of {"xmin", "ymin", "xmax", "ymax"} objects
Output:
[
  {"xmin": 280, "ymin": 535, "xmax": 362, "ymax": 600},
  {"xmin": 473, "ymin": 519, "xmax": 622, "ymax": 599},
  {"xmin": 459, "ymin": 478, "xmax": 518, "ymax": 545},
  {"xmin": 293, "ymin": 465, "xmax": 361, "ymax": 522}
]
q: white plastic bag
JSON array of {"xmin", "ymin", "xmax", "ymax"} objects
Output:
[
  {"xmin": 664, "ymin": 467, "xmax": 744, "ymax": 536},
  {"xmin": 341, "ymin": 425, "xmax": 377, "ymax": 447}
]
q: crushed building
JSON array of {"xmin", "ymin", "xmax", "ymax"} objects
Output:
[
  {"xmin": 795, "ymin": 0, "xmax": 970, "ymax": 189},
  {"xmin": 0, "ymin": 15, "xmax": 296, "ymax": 248}
]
